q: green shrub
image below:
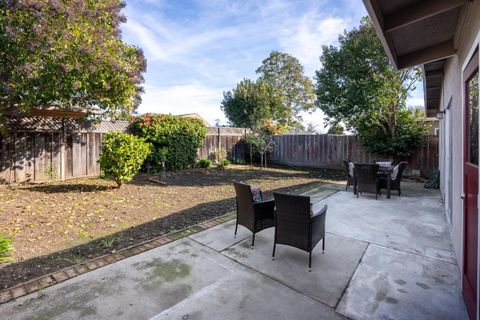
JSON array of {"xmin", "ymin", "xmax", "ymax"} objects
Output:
[
  {"xmin": 98, "ymin": 132, "xmax": 151, "ymax": 188},
  {"xmin": 218, "ymin": 159, "xmax": 231, "ymax": 168},
  {"xmin": 130, "ymin": 114, "xmax": 207, "ymax": 171},
  {"xmin": 0, "ymin": 234, "xmax": 14, "ymax": 263},
  {"xmin": 235, "ymin": 159, "xmax": 246, "ymax": 165},
  {"xmin": 214, "ymin": 148, "xmax": 228, "ymax": 164},
  {"xmin": 196, "ymin": 159, "xmax": 212, "ymax": 168}
]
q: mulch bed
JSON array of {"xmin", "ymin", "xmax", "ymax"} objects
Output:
[{"xmin": 0, "ymin": 165, "xmax": 344, "ymax": 290}]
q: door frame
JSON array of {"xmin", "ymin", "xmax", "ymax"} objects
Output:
[{"xmin": 463, "ymin": 47, "xmax": 479, "ymax": 320}]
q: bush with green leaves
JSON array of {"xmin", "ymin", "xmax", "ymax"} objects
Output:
[
  {"xmin": 218, "ymin": 159, "xmax": 231, "ymax": 168},
  {"xmin": 235, "ymin": 159, "xmax": 246, "ymax": 165},
  {"xmin": 130, "ymin": 114, "xmax": 207, "ymax": 171},
  {"xmin": 196, "ymin": 159, "xmax": 212, "ymax": 168},
  {"xmin": 98, "ymin": 132, "xmax": 151, "ymax": 188},
  {"xmin": 0, "ymin": 234, "xmax": 14, "ymax": 263}
]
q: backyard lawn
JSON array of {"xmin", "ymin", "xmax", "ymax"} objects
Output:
[{"xmin": 0, "ymin": 165, "xmax": 343, "ymax": 290}]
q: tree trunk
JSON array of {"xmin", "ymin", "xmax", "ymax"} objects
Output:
[{"xmin": 115, "ymin": 179, "xmax": 122, "ymax": 188}]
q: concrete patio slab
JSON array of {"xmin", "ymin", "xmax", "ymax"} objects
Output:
[
  {"xmin": 336, "ymin": 244, "xmax": 467, "ymax": 320},
  {"xmin": 0, "ymin": 239, "xmax": 242, "ymax": 320},
  {"xmin": 0, "ymin": 182, "xmax": 467, "ymax": 320},
  {"xmin": 222, "ymin": 228, "xmax": 368, "ymax": 307},
  {"xmin": 188, "ymin": 219, "xmax": 251, "ymax": 251},
  {"xmin": 321, "ymin": 182, "xmax": 456, "ymax": 263},
  {"xmin": 151, "ymin": 266, "xmax": 347, "ymax": 320}
]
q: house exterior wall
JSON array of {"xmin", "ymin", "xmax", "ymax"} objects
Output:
[{"xmin": 439, "ymin": 0, "xmax": 480, "ymax": 292}]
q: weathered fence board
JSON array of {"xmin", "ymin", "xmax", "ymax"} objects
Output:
[
  {"xmin": 0, "ymin": 126, "xmax": 248, "ymax": 184},
  {"xmin": 197, "ymin": 127, "xmax": 248, "ymax": 163},
  {"xmin": 269, "ymin": 134, "xmax": 438, "ymax": 176},
  {"xmin": 0, "ymin": 121, "xmax": 439, "ymax": 184}
]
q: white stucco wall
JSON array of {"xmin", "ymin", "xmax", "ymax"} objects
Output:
[{"xmin": 439, "ymin": 1, "xmax": 480, "ymax": 280}]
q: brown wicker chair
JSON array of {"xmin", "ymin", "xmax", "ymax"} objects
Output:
[
  {"xmin": 379, "ymin": 162, "xmax": 408, "ymax": 196},
  {"xmin": 233, "ymin": 181, "xmax": 275, "ymax": 246},
  {"xmin": 272, "ymin": 192, "xmax": 327, "ymax": 270},
  {"xmin": 354, "ymin": 163, "xmax": 380, "ymax": 199},
  {"xmin": 342, "ymin": 160, "xmax": 355, "ymax": 191}
]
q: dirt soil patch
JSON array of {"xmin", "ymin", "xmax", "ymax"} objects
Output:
[{"xmin": 0, "ymin": 165, "xmax": 345, "ymax": 289}]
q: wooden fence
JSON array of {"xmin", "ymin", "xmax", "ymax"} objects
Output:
[
  {"xmin": 0, "ymin": 123, "xmax": 249, "ymax": 184},
  {"xmin": 0, "ymin": 120, "xmax": 439, "ymax": 184},
  {"xmin": 197, "ymin": 127, "xmax": 249, "ymax": 163},
  {"xmin": 0, "ymin": 131, "xmax": 103, "ymax": 184},
  {"xmin": 269, "ymin": 134, "xmax": 439, "ymax": 176}
]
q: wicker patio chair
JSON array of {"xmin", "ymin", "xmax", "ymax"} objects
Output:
[
  {"xmin": 379, "ymin": 162, "xmax": 408, "ymax": 196},
  {"xmin": 354, "ymin": 163, "xmax": 380, "ymax": 199},
  {"xmin": 233, "ymin": 181, "xmax": 275, "ymax": 246},
  {"xmin": 342, "ymin": 160, "xmax": 355, "ymax": 191},
  {"xmin": 272, "ymin": 192, "xmax": 327, "ymax": 270}
]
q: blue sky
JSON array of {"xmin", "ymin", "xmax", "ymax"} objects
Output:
[{"xmin": 121, "ymin": 0, "xmax": 424, "ymax": 132}]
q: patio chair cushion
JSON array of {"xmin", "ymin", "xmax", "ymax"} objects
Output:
[
  {"xmin": 392, "ymin": 164, "xmax": 399, "ymax": 180},
  {"xmin": 348, "ymin": 162, "xmax": 355, "ymax": 177},
  {"xmin": 251, "ymin": 187, "xmax": 263, "ymax": 202},
  {"xmin": 377, "ymin": 161, "xmax": 392, "ymax": 168}
]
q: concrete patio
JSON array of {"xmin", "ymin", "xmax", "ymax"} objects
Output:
[{"xmin": 0, "ymin": 182, "xmax": 467, "ymax": 319}]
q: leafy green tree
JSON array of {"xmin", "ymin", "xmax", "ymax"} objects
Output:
[
  {"xmin": 327, "ymin": 123, "xmax": 344, "ymax": 135},
  {"xmin": 98, "ymin": 132, "xmax": 151, "ymax": 188},
  {"xmin": 221, "ymin": 79, "xmax": 283, "ymax": 129},
  {"xmin": 315, "ymin": 17, "xmax": 427, "ymax": 159},
  {"xmin": 244, "ymin": 120, "xmax": 282, "ymax": 168},
  {"xmin": 0, "ymin": 0, "xmax": 146, "ymax": 119},
  {"xmin": 130, "ymin": 114, "xmax": 207, "ymax": 171},
  {"xmin": 256, "ymin": 51, "xmax": 316, "ymax": 129}
]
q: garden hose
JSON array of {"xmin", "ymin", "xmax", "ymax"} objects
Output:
[{"xmin": 424, "ymin": 169, "xmax": 440, "ymax": 189}]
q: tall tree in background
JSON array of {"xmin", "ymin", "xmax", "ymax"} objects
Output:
[
  {"xmin": 221, "ymin": 79, "xmax": 283, "ymax": 129},
  {"xmin": 256, "ymin": 51, "xmax": 316, "ymax": 129},
  {"xmin": 315, "ymin": 17, "xmax": 428, "ymax": 159},
  {"xmin": 0, "ymin": 0, "xmax": 146, "ymax": 121}
]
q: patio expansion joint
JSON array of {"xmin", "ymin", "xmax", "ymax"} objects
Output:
[
  {"xmin": 205, "ymin": 239, "xmax": 353, "ymax": 319},
  {"xmin": 333, "ymin": 242, "xmax": 370, "ymax": 310},
  {"xmin": 325, "ymin": 231, "xmax": 458, "ymax": 266}
]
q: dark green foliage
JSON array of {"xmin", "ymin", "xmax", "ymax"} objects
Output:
[
  {"xmin": 130, "ymin": 114, "xmax": 207, "ymax": 171},
  {"xmin": 235, "ymin": 159, "xmax": 246, "ymax": 165},
  {"xmin": 0, "ymin": 234, "xmax": 14, "ymax": 263},
  {"xmin": 98, "ymin": 132, "xmax": 151, "ymax": 188},
  {"xmin": 0, "ymin": 0, "xmax": 146, "ymax": 119},
  {"xmin": 196, "ymin": 159, "xmax": 212, "ymax": 168},
  {"xmin": 219, "ymin": 159, "xmax": 231, "ymax": 167},
  {"xmin": 357, "ymin": 108, "xmax": 428, "ymax": 159},
  {"xmin": 221, "ymin": 51, "xmax": 315, "ymax": 131},
  {"xmin": 221, "ymin": 79, "xmax": 283, "ymax": 129},
  {"xmin": 315, "ymin": 17, "xmax": 427, "ymax": 158},
  {"xmin": 257, "ymin": 51, "xmax": 316, "ymax": 129}
]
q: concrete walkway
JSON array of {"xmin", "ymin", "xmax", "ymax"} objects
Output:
[{"xmin": 0, "ymin": 182, "xmax": 467, "ymax": 319}]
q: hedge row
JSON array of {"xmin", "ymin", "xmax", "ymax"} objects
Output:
[{"xmin": 130, "ymin": 114, "xmax": 207, "ymax": 171}]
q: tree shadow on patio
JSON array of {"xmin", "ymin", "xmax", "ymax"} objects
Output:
[{"xmin": 0, "ymin": 180, "xmax": 321, "ymax": 290}]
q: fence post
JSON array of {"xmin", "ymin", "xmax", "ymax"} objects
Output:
[{"xmin": 60, "ymin": 118, "xmax": 66, "ymax": 180}]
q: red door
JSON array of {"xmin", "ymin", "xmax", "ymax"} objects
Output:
[{"xmin": 464, "ymin": 48, "xmax": 479, "ymax": 320}]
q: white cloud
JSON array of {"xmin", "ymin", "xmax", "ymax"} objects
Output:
[
  {"xmin": 122, "ymin": 19, "xmax": 171, "ymax": 62},
  {"xmin": 138, "ymin": 83, "xmax": 228, "ymax": 125},
  {"xmin": 120, "ymin": 0, "xmax": 379, "ymax": 131},
  {"xmin": 279, "ymin": 15, "xmax": 348, "ymax": 76}
]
